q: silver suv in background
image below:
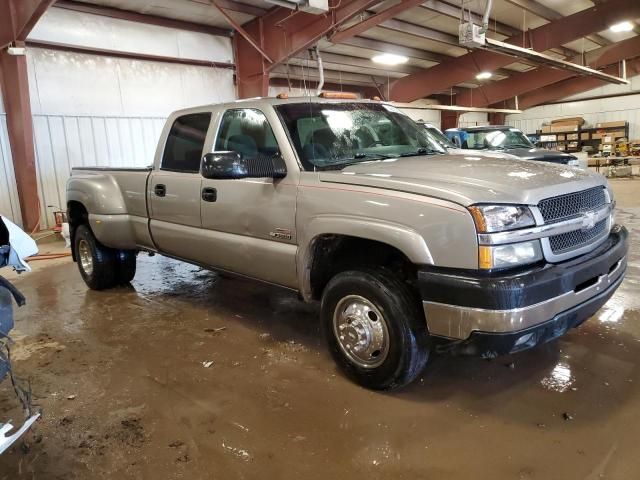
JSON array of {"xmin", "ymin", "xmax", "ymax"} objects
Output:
[{"xmin": 446, "ymin": 125, "xmax": 580, "ymax": 166}]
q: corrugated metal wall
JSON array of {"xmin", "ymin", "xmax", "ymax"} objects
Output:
[
  {"xmin": 32, "ymin": 115, "xmax": 165, "ymax": 227},
  {"xmin": 0, "ymin": 115, "xmax": 22, "ymax": 225}
]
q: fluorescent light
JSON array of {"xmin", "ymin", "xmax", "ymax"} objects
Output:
[
  {"xmin": 372, "ymin": 53, "xmax": 408, "ymax": 66},
  {"xmin": 476, "ymin": 71, "xmax": 492, "ymax": 80},
  {"xmin": 610, "ymin": 21, "xmax": 633, "ymax": 32}
]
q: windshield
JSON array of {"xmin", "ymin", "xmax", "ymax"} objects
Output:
[
  {"xmin": 423, "ymin": 125, "xmax": 456, "ymax": 149},
  {"xmin": 276, "ymin": 102, "xmax": 445, "ymax": 170},
  {"xmin": 464, "ymin": 128, "xmax": 534, "ymax": 150}
]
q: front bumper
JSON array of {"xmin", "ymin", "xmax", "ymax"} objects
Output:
[{"xmin": 418, "ymin": 225, "xmax": 628, "ymax": 355}]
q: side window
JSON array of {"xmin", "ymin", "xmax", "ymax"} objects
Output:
[
  {"xmin": 215, "ymin": 109, "xmax": 279, "ymax": 161},
  {"xmin": 161, "ymin": 113, "xmax": 212, "ymax": 172}
]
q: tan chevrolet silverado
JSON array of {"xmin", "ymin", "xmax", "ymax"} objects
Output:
[{"xmin": 66, "ymin": 96, "xmax": 628, "ymax": 390}]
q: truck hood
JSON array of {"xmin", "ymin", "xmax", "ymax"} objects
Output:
[
  {"xmin": 500, "ymin": 147, "xmax": 577, "ymax": 163},
  {"xmin": 318, "ymin": 154, "xmax": 605, "ymax": 206}
]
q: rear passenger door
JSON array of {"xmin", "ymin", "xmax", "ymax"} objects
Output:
[
  {"xmin": 199, "ymin": 108, "xmax": 298, "ymax": 287},
  {"xmin": 148, "ymin": 112, "xmax": 212, "ymax": 258}
]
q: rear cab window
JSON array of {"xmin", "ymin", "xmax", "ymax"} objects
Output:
[{"xmin": 161, "ymin": 113, "xmax": 212, "ymax": 172}]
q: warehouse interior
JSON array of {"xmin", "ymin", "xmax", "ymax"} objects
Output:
[{"xmin": 0, "ymin": 0, "xmax": 639, "ymax": 478}]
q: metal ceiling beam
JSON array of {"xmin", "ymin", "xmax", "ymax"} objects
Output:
[
  {"xmin": 330, "ymin": 0, "xmax": 427, "ymax": 44},
  {"xmin": 419, "ymin": 0, "xmax": 577, "ymax": 58},
  {"xmin": 503, "ymin": 0, "xmax": 612, "ymax": 47},
  {"xmin": 269, "ymin": 77, "xmax": 380, "ymax": 98},
  {"xmin": 338, "ymin": 35, "xmax": 449, "ymax": 63},
  {"xmin": 234, "ymin": 0, "xmax": 383, "ymax": 98},
  {"xmin": 292, "ymin": 51, "xmax": 420, "ymax": 75},
  {"xmin": 54, "ymin": 0, "xmax": 230, "ymax": 37},
  {"xmin": 1, "ymin": 0, "xmax": 55, "ymax": 47},
  {"xmin": 387, "ymin": 0, "xmax": 640, "ymax": 102},
  {"xmin": 198, "ymin": 0, "xmax": 266, "ymax": 17},
  {"xmin": 0, "ymin": 0, "xmax": 55, "ymax": 231},
  {"xmin": 271, "ymin": 64, "xmax": 386, "ymax": 86},
  {"xmin": 514, "ymin": 58, "xmax": 640, "ymax": 110},
  {"xmin": 456, "ymin": 34, "xmax": 640, "ymax": 107}
]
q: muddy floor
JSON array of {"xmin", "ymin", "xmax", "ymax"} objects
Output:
[{"xmin": 0, "ymin": 179, "xmax": 639, "ymax": 479}]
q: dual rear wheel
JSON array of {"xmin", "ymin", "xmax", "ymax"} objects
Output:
[{"xmin": 75, "ymin": 224, "xmax": 137, "ymax": 290}]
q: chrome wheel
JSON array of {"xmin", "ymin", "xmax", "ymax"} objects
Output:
[
  {"xmin": 78, "ymin": 239, "xmax": 94, "ymax": 277},
  {"xmin": 332, "ymin": 295, "xmax": 390, "ymax": 368}
]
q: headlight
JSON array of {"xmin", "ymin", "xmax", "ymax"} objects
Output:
[
  {"xmin": 468, "ymin": 205, "xmax": 535, "ymax": 233},
  {"xmin": 479, "ymin": 241, "xmax": 543, "ymax": 270}
]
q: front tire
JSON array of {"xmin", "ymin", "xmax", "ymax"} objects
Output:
[
  {"xmin": 75, "ymin": 224, "xmax": 118, "ymax": 290},
  {"xmin": 321, "ymin": 268, "xmax": 429, "ymax": 390}
]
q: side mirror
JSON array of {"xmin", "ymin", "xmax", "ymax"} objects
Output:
[
  {"xmin": 201, "ymin": 151, "xmax": 246, "ymax": 179},
  {"xmin": 201, "ymin": 152, "xmax": 287, "ymax": 180}
]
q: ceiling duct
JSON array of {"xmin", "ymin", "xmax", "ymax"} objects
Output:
[
  {"xmin": 264, "ymin": 0, "xmax": 329, "ymax": 14},
  {"xmin": 481, "ymin": 38, "xmax": 630, "ymax": 85}
]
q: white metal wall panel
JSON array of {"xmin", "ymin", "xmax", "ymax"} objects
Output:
[
  {"xmin": 0, "ymin": 115, "xmax": 22, "ymax": 225},
  {"xmin": 458, "ymin": 112, "xmax": 489, "ymax": 128},
  {"xmin": 32, "ymin": 115, "xmax": 165, "ymax": 227}
]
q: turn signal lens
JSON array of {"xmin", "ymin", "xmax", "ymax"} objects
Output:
[{"xmin": 478, "ymin": 241, "xmax": 543, "ymax": 270}]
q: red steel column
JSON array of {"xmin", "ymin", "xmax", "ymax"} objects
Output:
[
  {"xmin": 488, "ymin": 112, "xmax": 506, "ymax": 125},
  {"xmin": 0, "ymin": 42, "xmax": 40, "ymax": 231},
  {"xmin": 440, "ymin": 110, "xmax": 459, "ymax": 130}
]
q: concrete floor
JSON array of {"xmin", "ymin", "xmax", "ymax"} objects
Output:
[{"xmin": 0, "ymin": 179, "xmax": 638, "ymax": 479}]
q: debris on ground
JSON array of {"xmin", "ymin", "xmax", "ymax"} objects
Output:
[
  {"xmin": 505, "ymin": 362, "xmax": 515, "ymax": 369},
  {"xmin": 222, "ymin": 441, "xmax": 251, "ymax": 461},
  {"xmin": 202, "ymin": 361, "xmax": 214, "ymax": 368},
  {"xmin": 204, "ymin": 327, "xmax": 226, "ymax": 334},
  {"xmin": 67, "ymin": 394, "xmax": 76, "ymax": 400},
  {"xmin": 562, "ymin": 412, "xmax": 574, "ymax": 421},
  {"xmin": 168, "ymin": 440, "xmax": 184, "ymax": 448}
]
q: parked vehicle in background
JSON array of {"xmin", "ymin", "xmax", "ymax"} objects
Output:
[
  {"xmin": 0, "ymin": 217, "xmax": 40, "ymax": 454},
  {"xmin": 417, "ymin": 121, "xmax": 519, "ymax": 160},
  {"xmin": 446, "ymin": 125, "xmax": 580, "ymax": 166},
  {"xmin": 67, "ymin": 96, "xmax": 627, "ymax": 390}
]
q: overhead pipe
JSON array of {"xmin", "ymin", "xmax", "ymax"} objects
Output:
[{"xmin": 480, "ymin": 0, "xmax": 493, "ymax": 34}]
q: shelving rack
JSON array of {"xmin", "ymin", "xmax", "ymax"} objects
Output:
[{"xmin": 534, "ymin": 122, "xmax": 629, "ymax": 153}]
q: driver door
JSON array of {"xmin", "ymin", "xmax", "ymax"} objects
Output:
[{"xmin": 199, "ymin": 108, "xmax": 298, "ymax": 288}]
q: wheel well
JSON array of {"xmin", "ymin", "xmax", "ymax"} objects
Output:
[
  {"xmin": 67, "ymin": 201, "xmax": 89, "ymax": 261},
  {"xmin": 308, "ymin": 235, "xmax": 417, "ymax": 301}
]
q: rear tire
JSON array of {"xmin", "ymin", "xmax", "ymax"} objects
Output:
[
  {"xmin": 74, "ymin": 224, "xmax": 118, "ymax": 290},
  {"xmin": 115, "ymin": 250, "xmax": 137, "ymax": 285},
  {"xmin": 321, "ymin": 268, "xmax": 429, "ymax": 390}
]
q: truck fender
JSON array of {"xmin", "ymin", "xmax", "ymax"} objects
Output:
[
  {"xmin": 297, "ymin": 215, "xmax": 433, "ymax": 301},
  {"xmin": 66, "ymin": 174, "xmax": 137, "ymax": 249}
]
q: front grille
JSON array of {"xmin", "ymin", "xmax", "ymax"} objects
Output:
[
  {"xmin": 539, "ymin": 187, "xmax": 606, "ymax": 223},
  {"xmin": 549, "ymin": 218, "xmax": 607, "ymax": 254}
]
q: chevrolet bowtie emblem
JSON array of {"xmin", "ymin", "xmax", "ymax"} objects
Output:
[{"xmin": 580, "ymin": 210, "xmax": 597, "ymax": 231}]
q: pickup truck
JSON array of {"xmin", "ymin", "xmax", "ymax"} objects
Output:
[{"xmin": 66, "ymin": 96, "xmax": 628, "ymax": 390}]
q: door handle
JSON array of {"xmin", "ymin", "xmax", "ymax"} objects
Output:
[
  {"xmin": 154, "ymin": 184, "xmax": 166, "ymax": 197},
  {"xmin": 202, "ymin": 187, "xmax": 217, "ymax": 202}
]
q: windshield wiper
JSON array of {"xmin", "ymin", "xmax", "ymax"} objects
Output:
[
  {"xmin": 398, "ymin": 147, "xmax": 439, "ymax": 157},
  {"xmin": 507, "ymin": 143, "xmax": 533, "ymax": 148},
  {"xmin": 352, "ymin": 152, "xmax": 395, "ymax": 160}
]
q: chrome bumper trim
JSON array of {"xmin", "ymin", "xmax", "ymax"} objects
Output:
[
  {"xmin": 424, "ymin": 256, "xmax": 625, "ymax": 340},
  {"xmin": 477, "ymin": 203, "xmax": 612, "ymax": 246}
]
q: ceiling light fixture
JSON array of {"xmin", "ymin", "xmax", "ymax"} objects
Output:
[
  {"xmin": 476, "ymin": 71, "xmax": 492, "ymax": 80},
  {"xmin": 371, "ymin": 53, "xmax": 408, "ymax": 66},
  {"xmin": 610, "ymin": 21, "xmax": 634, "ymax": 32}
]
